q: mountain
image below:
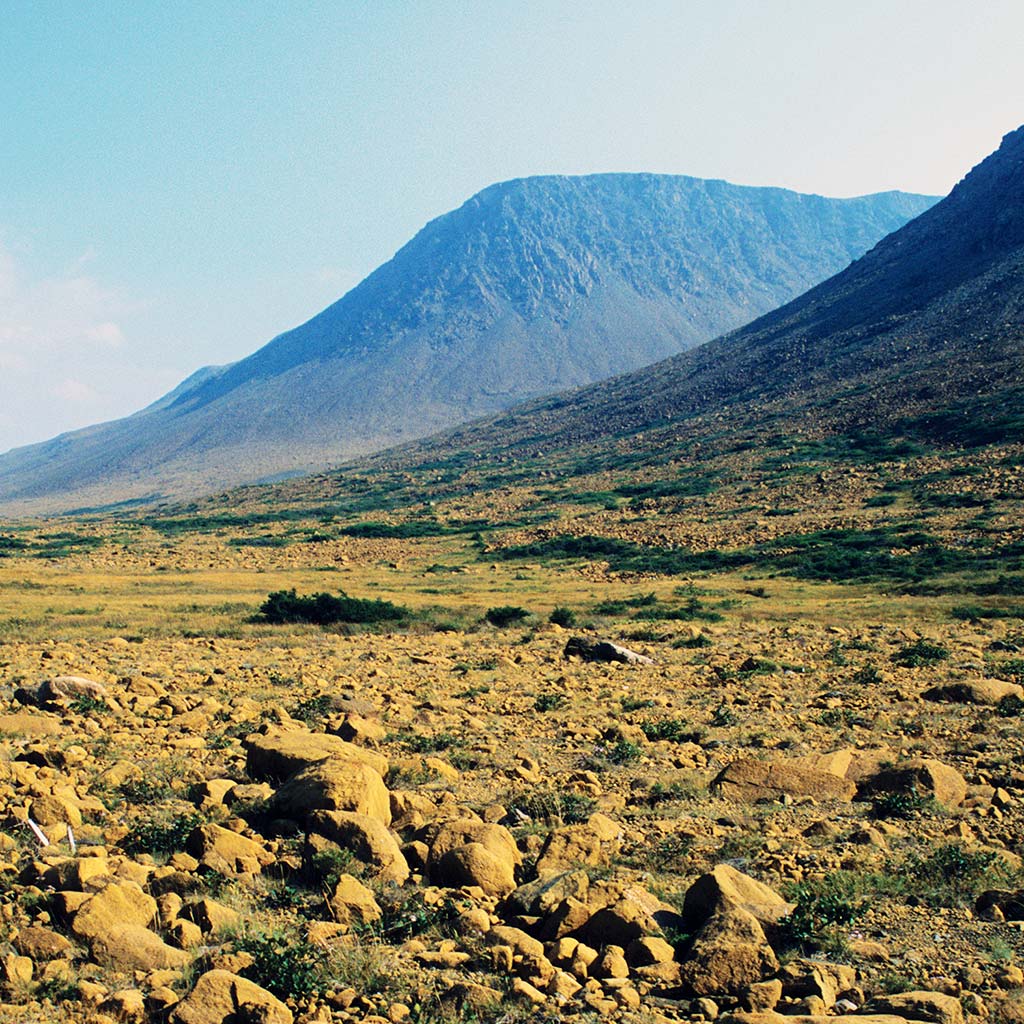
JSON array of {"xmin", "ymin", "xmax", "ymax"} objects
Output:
[
  {"xmin": 370, "ymin": 126, "xmax": 1024, "ymax": 466},
  {"xmin": 0, "ymin": 175, "xmax": 934, "ymax": 514}
]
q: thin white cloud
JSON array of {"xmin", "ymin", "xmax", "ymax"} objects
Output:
[
  {"xmin": 0, "ymin": 246, "xmax": 131, "ymax": 360},
  {"xmin": 85, "ymin": 321, "xmax": 125, "ymax": 346},
  {"xmin": 51, "ymin": 378, "xmax": 99, "ymax": 403},
  {"xmin": 0, "ymin": 242, "xmax": 152, "ymax": 451}
]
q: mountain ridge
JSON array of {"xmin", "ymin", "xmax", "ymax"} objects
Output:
[
  {"xmin": 356, "ymin": 126, "xmax": 1023, "ymax": 469},
  {"xmin": 0, "ymin": 173, "xmax": 935, "ymax": 514}
]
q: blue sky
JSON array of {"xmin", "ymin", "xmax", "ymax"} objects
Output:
[{"xmin": 2, "ymin": 0, "xmax": 1022, "ymax": 453}]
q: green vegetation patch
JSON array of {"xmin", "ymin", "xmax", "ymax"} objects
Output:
[
  {"xmin": 494, "ymin": 526, "xmax": 1024, "ymax": 586},
  {"xmin": 259, "ymin": 589, "xmax": 409, "ymax": 626}
]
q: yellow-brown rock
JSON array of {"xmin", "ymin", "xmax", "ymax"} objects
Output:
[
  {"xmin": 711, "ymin": 758, "xmax": 857, "ymax": 803},
  {"xmin": 186, "ymin": 824, "xmax": 275, "ymax": 877},
  {"xmin": 435, "ymin": 841, "xmax": 516, "ymax": 896},
  {"xmin": 683, "ymin": 865, "xmax": 795, "ymax": 926},
  {"xmin": 244, "ymin": 729, "xmax": 387, "ymax": 782},
  {"xmin": 427, "ymin": 819, "xmax": 521, "ymax": 869},
  {"xmin": 272, "ymin": 759, "xmax": 391, "ymax": 825},
  {"xmin": 679, "ymin": 905, "xmax": 778, "ymax": 996},
  {"xmin": 169, "ymin": 969, "xmax": 293, "ymax": 1024},
  {"xmin": 868, "ymin": 991, "xmax": 965, "ymax": 1024},
  {"xmin": 308, "ymin": 810, "xmax": 409, "ymax": 883},
  {"xmin": 13, "ymin": 926, "xmax": 73, "ymax": 960},
  {"xmin": 328, "ymin": 873, "xmax": 382, "ymax": 929}
]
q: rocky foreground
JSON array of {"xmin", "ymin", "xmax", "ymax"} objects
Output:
[{"xmin": 1, "ymin": 616, "xmax": 1024, "ymax": 1024}]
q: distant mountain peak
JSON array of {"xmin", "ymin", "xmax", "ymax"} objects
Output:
[{"xmin": 0, "ymin": 172, "xmax": 936, "ymax": 514}]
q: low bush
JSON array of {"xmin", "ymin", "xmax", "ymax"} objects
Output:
[
  {"xmin": 259, "ymin": 589, "xmax": 408, "ymax": 626},
  {"xmin": 485, "ymin": 605, "xmax": 530, "ymax": 627},
  {"xmin": 892, "ymin": 639, "xmax": 950, "ymax": 667},
  {"xmin": 549, "ymin": 606, "xmax": 577, "ymax": 627}
]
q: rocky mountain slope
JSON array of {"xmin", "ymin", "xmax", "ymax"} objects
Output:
[
  {"xmin": 0, "ymin": 175, "xmax": 933, "ymax": 514},
  {"xmin": 372, "ymin": 126, "xmax": 1023, "ymax": 467}
]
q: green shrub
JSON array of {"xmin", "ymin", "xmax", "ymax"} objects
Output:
[
  {"xmin": 871, "ymin": 789, "xmax": 935, "ymax": 820},
  {"xmin": 892, "ymin": 639, "xmax": 950, "ymax": 667},
  {"xmin": 289, "ymin": 694, "xmax": 334, "ymax": 725},
  {"xmin": 69, "ymin": 695, "xmax": 110, "ymax": 715},
  {"xmin": 378, "ymin": 887, "xmax": 463, "ymax": 941},
  {"xmin": 905, "ymin": 844, "xmax": 1014, "ymax": 908},
  {"xmin": 233, "ymin": 927, "xmax": 327, "ymax": 998},
  {"xmin": 534, "ymin": 693, "xmax": 566, "ymax": 712},
  {"xmin": 390, "ymin": 731, "xmax": 460, "ymax": 754},
  {"xmin": 780, "ymin": 872, "xmax": 874, "ymax": 950},
  {"xmin": 996, "ymin": 693, "xmax": 1024, "ymax": 717},
  {"xmin": 549, "ymin": 606, "xmax": 577, "ymax": 627},
  {"xmin": 641, "ymin": 718, "xmax": 702, "ymax": 743},
  {"xmin": 122, "ymin": 812, "xmax": 203, "ymax": 856},
  {"xmin": 485, "ymin": 605, "xmax": 530, "ymax": 627},
  {"xmin": 673, "ymin": 633, "xmax": 713, "ymax": 649},
  {"xmin": 259, "ymin": 588, "xmax": 408, "ymax": 626},
  {"xmin": 606, "ymin": 739, "xmax": 642, "ymax": 765}
]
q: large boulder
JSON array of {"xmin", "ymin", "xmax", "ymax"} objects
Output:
[
  {"xmin": 576, "ymin": 891, "xmax": 684, "ymax": 949},
  {"xmin": 271, "ymin": 759, "xmax": 391, "ymax": 825},
  {"xmin": 711, "ymin": 758, "xmax": 856, "ymax": 803},
  {"xmin": 427, "ymin": 819, "xmax": 521, "ymax": 870},
  {"xmin": 308, "ymin": 811, "xmax": 409, "ymax": 883},
  {"xmin": 867, "ymin": 991, "xmax": 965, "ymax": 1024},
  {"xmin": 435, "ymin": 842, "xmax": 516, "ymax": 897},
  {"xmin": 0, "ymin": 712, "xmax": 61, "ymax": 737},
  {"xmin": 169, "ymin": 969, "xmax": 292, "ymax": 1024},
  {"xmin": 186, "ymin": 824, "xmax": 276, "ymax": 877},
  {"xmin": 91, "ymin": 924, "xmax": 190, "ymax": 970},
  {"xmin": 683, "ymin": 864, "xmax": 795, "ymax": 927},
  {"xmin": 16, "ymin": 675, "xmax": 109, "ymax": 708},
  {"xmin": 858, "ymin": 758, "xmax": 967, "ymax": 808},
  {"xmin": 679, "ymin": 905, "xmax": 778, "ymax": 996},
  {"xmin": 922, "ymin": 680, "xmax": 1024, "ymax": 706},
  {"xmin": 244, "ymin": 728, "xmax": 387, "ymax": 782},
  {"xmin": 71, "ymin": 881, "xmax": 156, "ymax": 942}
]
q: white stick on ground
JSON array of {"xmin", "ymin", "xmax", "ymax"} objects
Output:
[
  {"xmin": 67, "ymin": 825, "xmax": 76, "ymax": 854},
  {"xmin": 26, "ymin": 817, "xmax": 49, "ymax": 847}
]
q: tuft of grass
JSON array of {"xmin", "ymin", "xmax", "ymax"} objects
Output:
[{"xmin": 534, "ymin": 692, "xmax": 566, "ymax": 712}]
